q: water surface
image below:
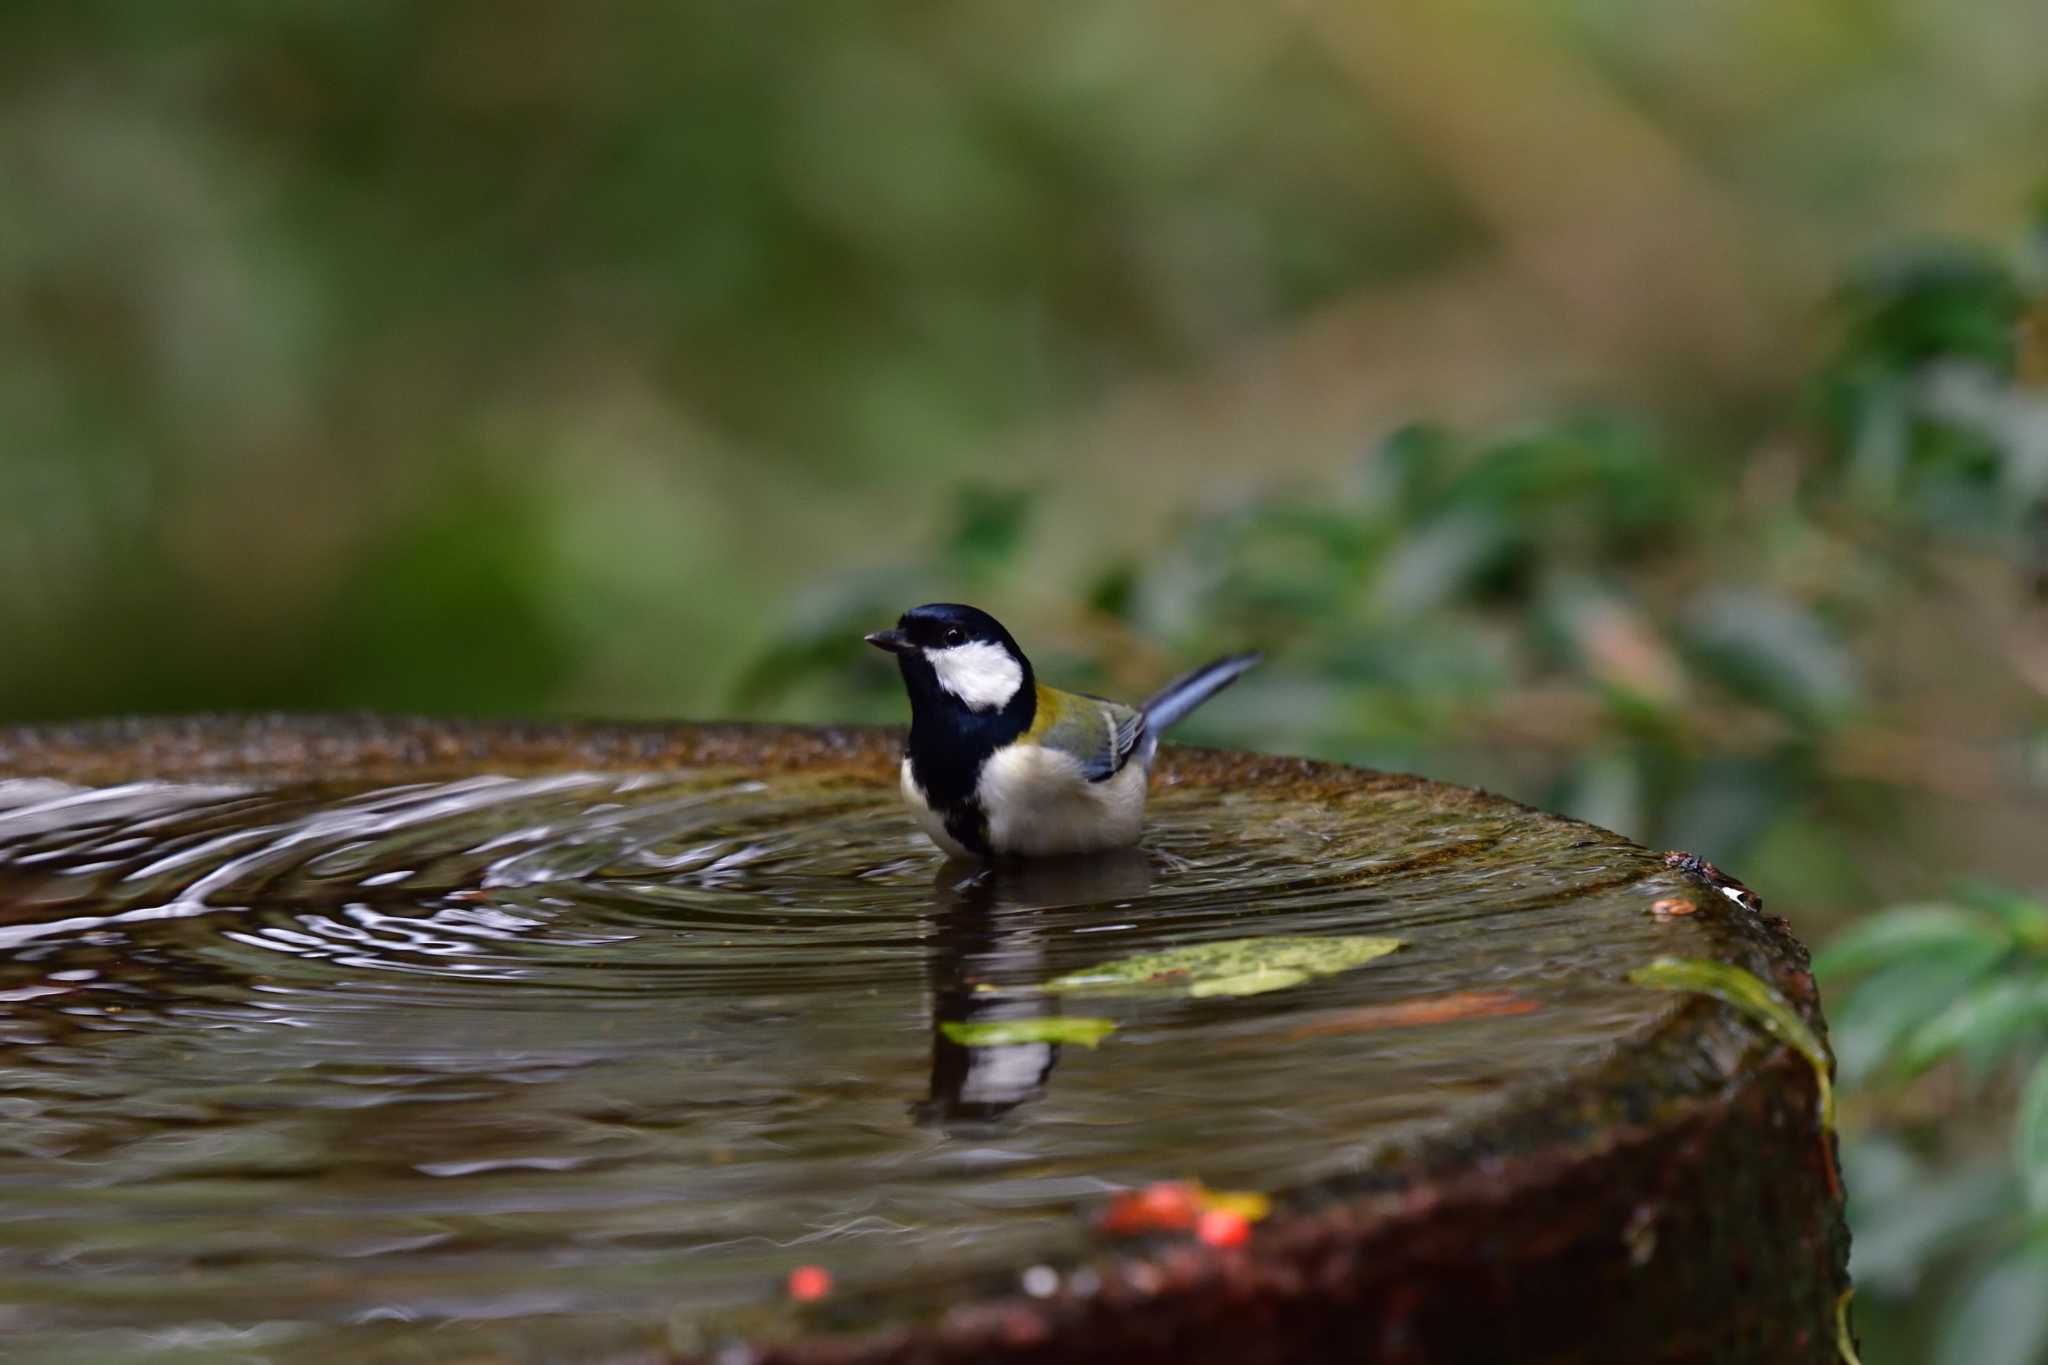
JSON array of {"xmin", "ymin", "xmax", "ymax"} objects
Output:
[{"xmin": 0, "ymin": 758, "xmax": 1708, "ymax": 1362}]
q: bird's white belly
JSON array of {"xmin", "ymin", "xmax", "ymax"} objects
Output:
[{"xmin": 977, "ymin": 746, "xmax": 1149, "ymax": 857}]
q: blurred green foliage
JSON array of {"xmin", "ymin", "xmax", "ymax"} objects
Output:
[
  {"xmin": 1827, "ymin": 886, "xmax": 2048, "ymax": 1365},
  {"xmin": 0, "ymin": 0, "xmax": 1489, "ymax": 723},
  {"xmin": 763, "ymin": 209, "xmax": 2047, "ymax": 867},
  {"xmin": 6, "ymin": 0, "xmax": 2048, "ymax": 726},
  {"xmin": 1818, "ymin": 234, "xmax": 2048, "ymax": 565}
]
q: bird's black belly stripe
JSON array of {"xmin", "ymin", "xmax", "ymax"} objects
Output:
[
  {"xmin": 903, "ymin": 686, "xmax": 1031, "ymax": 859},
  {"xmin": 943, "ymin": 801, "xmax": 991, "ymax": 856}
]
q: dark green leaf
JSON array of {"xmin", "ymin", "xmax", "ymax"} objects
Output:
[
  {"xmin": 1831, "ymin": 953, "xmax": 2004, "ymax": 1086},
  {"xmin": 1680, "ymin": 588, "xmax": 1860, "ymax": 721},
  {"xmin": 1844, "ymin": 1137, "xmax": 2016, "ymax": 1294},
  {"xmin": 1368, "ymin": 512, "xmax": 1513, "ymax": 619},
  {"xmin": 1934, "ymin": 1238, "xmax": 2048, "ymax": 1365},
  {"xmin": 1833, "ymin": 244, "xmax": 2024, "ymax": 375},
  {"xmin": 1816, "ymin": 904, "xmax": 2011, "ymax": 979},
  {"xmin": 2018, "ymin": 1055, "xmax": 2048, "ymax": 1214},
  {"xmin": 1896, "ymin": 976, "xmax": 2048, "ymax": 1078},
  {"xmin": 1956, "ymin": 884, "xmax": 2048, "ymax": 952},
  {"xmin": 1357, "ymin": 423, "xmax": 1455, "ymax": 520}
]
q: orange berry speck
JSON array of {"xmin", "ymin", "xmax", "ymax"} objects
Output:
[
  {"xmin": 788, "ymin": 1264, "xmax": 832, "ymax": 1301},
  {"xmin": 1196, "ymin": 1209, "xmax": 1250, "ymax": 1248}
]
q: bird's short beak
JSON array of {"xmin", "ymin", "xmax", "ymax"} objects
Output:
[{"xmin": 864, "ymin": 627, "xmax": 913, "ymax": 655}]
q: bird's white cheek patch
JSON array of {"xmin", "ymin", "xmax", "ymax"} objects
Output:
[{"xmin": 925, "ymin": 641, "xmax": 1023, "ymax": 711}]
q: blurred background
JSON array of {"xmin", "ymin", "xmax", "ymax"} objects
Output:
[{"xmin": 2, "ymin": 1, "xmax": 2045, "ymax": 1359}]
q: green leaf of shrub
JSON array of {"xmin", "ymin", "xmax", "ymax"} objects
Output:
[
  {"xmin": 1830, "ymin": 954, "xmax": 2005, "ymax": 1086},
  {"xmin": 1843, "ymin": 1137, "xmax": 2015, "ymax": 1294},
  {"xmin": 1896, "ymin": 977, "xmax": 2048, "ymax": 1079},
  {"xmin": 1815, "ymin": 904, "xmax": 2011, "ymax": 979},
  {"xmin": 1681, "ymin": 588, "xmax": 1860, "ymax": 721},
  {"xmin": 2018, "ymin": 1055, "xmax": 2048, "ymax": 1214},
  {"xmin": 1955, "ymin": 883, "xmax": 2048, "ymax": 952},
  {"xmin": 1934, "ymin": 1238, "xmax": 2048, "ymax": 1365}
]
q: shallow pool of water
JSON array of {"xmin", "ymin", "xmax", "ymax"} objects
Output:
[{"xmin": 0, "ymin": 748, "xmax": 1710, "ymax": 1362}]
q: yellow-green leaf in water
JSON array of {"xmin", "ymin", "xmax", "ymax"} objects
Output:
[
  {"xmin": 941, "ymin": 1017, "xmax": 1118, "ymax": 1049},
  {"xmin": 1048, "ymin": 936, "xmax": 1403, "ymax": 999},
  {"xmin": 1199, "ymin": 1187, "xmax": 1273, "ymax": 1221},
  {"xmin": 1627, "ymin": 956, "xmax": 1834, "ymax": 1130},
  {"xmin": 1190, "ymin": 968, "xmax": 1310, "ymax": 998},
  {"xmin": 1836, "ymin": 1288, "xmax": 1862, "ymax": 1365}
]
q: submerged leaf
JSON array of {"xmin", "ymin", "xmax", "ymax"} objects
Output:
[
  {"xmin": 1189, "ymin": 968, "xmax": 1310, "ymax": 998},
  {"xmin": 1290, "ymin": 990, "xmax": 1540, "ymax": 1038},
  {"xmin": 941, "ymin": 1017, "xmax": 1118, "ymax": 1049},
  {"xmin": 1048, "ymin": 936, "xmax": 1403, "ymax": 999},
  {"xmin": 1199, "ymin": 1188, "xmax": 1273, "ymax": 1221}
]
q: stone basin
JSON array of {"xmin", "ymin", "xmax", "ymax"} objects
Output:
[{"xmin": 0, "ymin": 716, "xmax": 1849, "ymax": 1364}]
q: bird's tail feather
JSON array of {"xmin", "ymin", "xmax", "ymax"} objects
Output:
[{"xmin": 1141, "ymin": 652, "xmax": 1262, "ymax": 733}]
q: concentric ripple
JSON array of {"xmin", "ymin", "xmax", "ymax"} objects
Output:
[{"xmin": 0, "ymin": 762, "xmax": 1713, "ymax": 1363}]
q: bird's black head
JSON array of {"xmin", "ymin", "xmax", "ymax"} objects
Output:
[
  {"xmin": 865, "ymin": 603, "xmax": 1034, "ymax": 717},
  {"xmin": 867, "ymin": 605, "xmax": 1037, "ymax": 823}
]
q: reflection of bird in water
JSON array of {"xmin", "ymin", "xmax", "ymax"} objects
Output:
[{"xmin": 917, "ymin": 850, "xmax": 1153, "ymax": 1126}]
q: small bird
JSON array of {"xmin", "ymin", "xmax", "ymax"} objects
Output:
[{"xmin": 865, "ymin": 604, "xmax": 1260, "ymax": 859}]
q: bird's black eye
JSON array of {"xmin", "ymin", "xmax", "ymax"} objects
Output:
[{"xmin": 943, "ymin": 627, "xmax": 966, "ymax": 646}]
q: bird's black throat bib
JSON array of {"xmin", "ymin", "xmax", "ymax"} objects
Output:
[{"xmin": 898, "ymin": 652, "xmax": 1036, "ymax": 856}]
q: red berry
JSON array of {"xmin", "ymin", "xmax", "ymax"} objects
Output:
[
  {"xmin": 1196, "ymin": 1209, "xmax": 1250, "ymax": 1248},
  {"xmin": 787, "ymin": 1265, "xmax": 832, "ymax": 1301},
  {"xmin": 1098, "ymin": 1181, "xmax": 1203, "ymax": 1236},
  {"xmin": 1135, "ymin": 1182, "xmax": 1201, "ymax": 1224}
]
